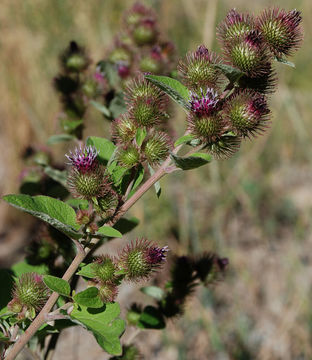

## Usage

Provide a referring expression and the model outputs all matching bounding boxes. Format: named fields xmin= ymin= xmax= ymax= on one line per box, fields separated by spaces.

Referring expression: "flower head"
xmin=92 ymin=255 xmax=117 ymax=283
xmin=189 ymin=88 xmax=219 ymax=117
xmin=257 ymin=8 xmax=303 ymax=57
xmin=60 ymin=41 xmax=90 ymax=73
xmin=224 ymin=90 xmax=270 ymax=137
xmin=118 ymin=238 xmax=168 ymax=281
xmin=142 ymin=131 xmax=172 ymax=165
xmin=65 ymin=145 xmax=99 ymax=174
xmin=178 ymin=45 xmax=224 ymax=91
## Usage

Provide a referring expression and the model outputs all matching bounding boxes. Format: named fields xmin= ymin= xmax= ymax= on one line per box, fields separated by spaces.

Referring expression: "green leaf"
xmin=44 ymin=167 xmax=68 ymax=188
xmin=140 ymin=286 xmax=165 ymax=301
xmin=95 ymin=226 xmax=122 ymax=238
xmin=274 ymin=56 xmax=295 ymax=68
xmin=71 ymin=303 xmax=125 ymax=355
xmin=0 ymin=332 xmax=10 ymax=342
xmin=86 ymin=137 xmax=116 ymax=165
xmin=114 ymin=217 xmax=139 ymax=235
xmin=145 ymin=75 xmax=190 ymax=110
xmin=73 ymin=287 xmax=103 ymax=308
xmin=47 ymin=134 xmax=75 ymax=145
xmin=65 ymin=198 xmax=89 ymax=210
xmin=11 ymin=261 xmax=48 ymax=278
xmin=135 ymin=128 xmax=147 ymax=147
xmin=127 ymin=165 xmax=145 ymax=199
xmin=3 ymin=194 xmax=81 ymax=239
xmin=61 ymin=119 xmax=83 ymax=132
xmin=137 ymin=306 xmax=165 ymax=329
xmin=76 ymin=263 xmax=97 ymax=279
xmin=90 ymin=100 xmax=112 ymax=118
xmin=43 ymin=275 xmax=71 ymax=297
xmin=108 ymin=161 xmax=129 ymax=186
xmin=171 ymin=152 xmax=212 ymax=170
xmin=109 ymin=92 xmax=126 ymax=119
xmin=213 ymin=64 xmax=244 ymax=83
xmin=0 ymin=269 xmax=15 ymax=314
xmin=174 ymin=134 xmax=195 ymax=147
xmin=97 ymin=60 xmax=119 ymax=88
xmin=148 ymin=164 xmax=161 ymax=198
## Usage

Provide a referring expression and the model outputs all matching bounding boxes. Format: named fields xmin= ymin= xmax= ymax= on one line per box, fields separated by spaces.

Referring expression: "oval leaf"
xmin=47 ymin=134 xmax=75 ymax=145
xmin=96 ymin=226 xmax=122 ymax=238
xmin=145 ymin=75 xmax=190 ymax=110
xmin=213 ymin=63 xmax=244 ymax=83
xmin=76 ymin=263 xmax=97 ymax=279
xmin=140 ymin=286 xmax=165 ymax=301
xmin=171 ymin=152 xmax=212 ymax=170
xmin=73 ymin=287 xmax=103 ymax=308
xmin=90 ymin=100 xmax=111 ymax=117
xmin=3 ymin=194 xmax=81 ymax=239
xmin=174 ymin=134 xmax=195 ymax=147
xmin=86 ymin=137 xmax=116 ymax=165
xmin=43 ymin=275 xmax=71 ymax=297
xmin=71 ymin=303 xmax=125 ymax=355
xmin=137 ymin=306 xmax=165 ymax=329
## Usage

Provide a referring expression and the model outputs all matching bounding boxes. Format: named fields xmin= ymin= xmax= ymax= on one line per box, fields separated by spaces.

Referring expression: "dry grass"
xmin=1 ymin=0 xmax=312 ymax=359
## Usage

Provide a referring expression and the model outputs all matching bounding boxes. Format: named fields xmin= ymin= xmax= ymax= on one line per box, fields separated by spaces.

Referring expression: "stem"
xmin=5 ymin=131 xmax=189 ymax=360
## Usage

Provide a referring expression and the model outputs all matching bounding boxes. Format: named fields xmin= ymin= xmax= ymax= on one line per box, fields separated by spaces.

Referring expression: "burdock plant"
xmin=1 ymin=5 xmax=303 ymax=360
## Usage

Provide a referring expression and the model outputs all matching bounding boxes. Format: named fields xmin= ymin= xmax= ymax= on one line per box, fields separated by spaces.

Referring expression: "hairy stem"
xmin=5 ymin=132 xmax=188 ymax=360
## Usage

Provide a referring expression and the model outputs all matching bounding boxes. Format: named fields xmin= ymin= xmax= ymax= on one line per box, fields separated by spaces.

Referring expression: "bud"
xmin=139 ymin=55 xmax=162 ymax=74
xmin=224 ymin=90 xmax=270 ymax=137
xmin=8 ymin=273 xmax=50 ymax=315
xmin=142 ymin=131 xmax=172 ymax=165
xmin=95 ymin=191 xmax=119 ymax=219
xmin=82 ymin=78 xmax=99 ymax=98
xmin=257 ymin=8 xmax=303 ymax=57
xmin=60 ymin=41 xmax=90 ymax=73
xmin=92 ymin=255 xmax=117 ymax=283
xmin=217 ymin=9 xmax=254 ymax=45
xmin=66 ymin=145 xmax=110 ymax=199
xmin=224 ymin=30 xmax=271 ymax=77
xmin=187 ymin=88 xmax=226 ymax=143
xmin=117 ymin=144 xmax=141 ymax=168
xmin=91 ymin=281 xmax=118 ymax=303
xmin=76 ymin=209 xmax=92 ymax=225
xmin=130 ymin=95 xmax=166 ymax=127
xmin=126 ymin=303 xmax=142 ymax=326
xmin=132 ymin=19 xmax=158 ymax=46
xmin=178 ymin=45 xmax=224 ymax=91
xmin=206 ymin=133 xmax=241 ymax=159
xmin=109 ymin=46 xmax=132 ymax=65
xmin=125 ymin=76 xmax=164 ymax=105
xmin=118 ymin=239 xmax=168 ymax=281
xmin=124 ymin=2 xmax=155 ymax=27
xmin=238 ymin=65 xmax=277 ymax=94
xmin=116 ymin=61 xmax=131 ymax=79
xmin=112 ymin=115 xmax=138 ymax=145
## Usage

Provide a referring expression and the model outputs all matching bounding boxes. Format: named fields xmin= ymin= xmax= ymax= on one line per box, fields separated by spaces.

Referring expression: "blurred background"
xmin=0 ymin=0 xmax=311 ymax=359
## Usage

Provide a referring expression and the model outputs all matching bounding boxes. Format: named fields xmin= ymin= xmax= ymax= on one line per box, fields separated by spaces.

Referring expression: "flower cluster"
xmin=88 ymin=239 xmax=168 ymax=303
xmin=107 ymin=2 xmax=177 ymax=80
xmin=178 ymin=8 xmax=302 ymax=158
xmin=113 ymin=76 xmax=173 ymax=168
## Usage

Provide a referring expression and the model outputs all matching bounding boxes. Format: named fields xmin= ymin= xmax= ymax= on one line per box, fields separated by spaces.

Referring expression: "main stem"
xmin=5 ymin=137 xmax=186 ymax=360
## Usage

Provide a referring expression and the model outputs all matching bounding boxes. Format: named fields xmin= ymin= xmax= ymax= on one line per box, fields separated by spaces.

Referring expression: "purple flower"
xmin=147 ymin=245 xmax=169 ymax=264
xmin=190 ymin=88 xmax=219 ymax=117
xmin=65 ymin=145 xmax=99 ymax=174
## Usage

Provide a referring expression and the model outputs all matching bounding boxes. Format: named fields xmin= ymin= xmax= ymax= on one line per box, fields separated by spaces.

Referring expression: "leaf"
xmin=0 ymin=269 xmax=15 ymax=314
xmin=174 ymin=134 xmax=195 ymax=147
xmin=274 ymin=56 xmax=295 ymax=68
xmin=145 ymin=75 xmax=190 ymax=110
xmin=109 ymin=92 xmax=126 ymax=119
xmin=135 ymin=128 xmax=147 ymax=147
xmin=73 ymin=287 xmax=103 ymax=308
xmin=95 ymin=226 xmax=122 ymax=238
xmin=65 ymin=198 xmax=89 ymax=210
xmin=90 ymin=100 xmax=112 ymax=118
xmin=113 ymin=217 xmax=139 ymax=235
xmin=171 ymin=152 xmax=212 ymax=170
xmin=11 ymin=261 xmax=49 ymax=278
xmin=86 ymin=137 xmax=116 ymax=165
xmin=43 ymin=275 xmax=71 ymax=297
xmin=213 ymin=64 xmax=244 ymax=83
xmin=137 ymin=306 xmax=165 ymax=329
xmin=127 ymin=165 xmax=145 ymax=199
xmin=70 ymin=303 xmax=125 ymax=355
xmin=97 ymin=60 xmax=119 ymax=88
xmin=140 ymin=286 xmax=165 ymax=301
xmin=61 ymin=119 xmax=83 ymax=132
xmin=148 ymin=164 xmax=161 ymax=198
xmin=44 ymin=167 xmax=68 ymax=188
xmin=3 ymin=194 xmax=81 ymax=239
xmin=47 ymin=134 xmax=75 ymax=145
xmin=76 ymin=263 xmax=97 ymax=279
